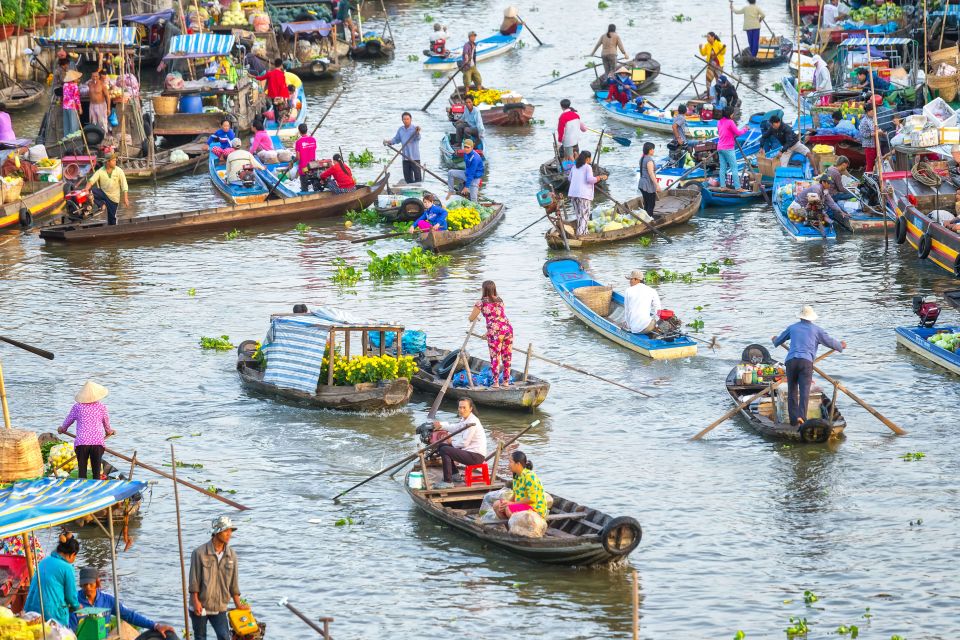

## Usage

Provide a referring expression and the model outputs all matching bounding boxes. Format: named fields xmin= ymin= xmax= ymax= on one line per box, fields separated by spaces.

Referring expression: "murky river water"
xmin=2 ymin=1 xmax=959 ymax=638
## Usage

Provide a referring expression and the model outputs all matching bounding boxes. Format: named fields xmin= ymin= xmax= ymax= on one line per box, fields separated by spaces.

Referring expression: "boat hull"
xmin=772 ymin=167 xmax=837 ymax=241
xmin=0 ymin=80 xmax=46 ymax=111
xmin=419 ymin=203 xmax=504 ymax=252
xmin=895 ymin=326 xmax=960 ymax=376
xmin=594 ymin=91 xmax=719 ymax=138
xmin=209 ymin=152 xmax=269 ymax=205
xmin=0 ymin=181 xmax=65 ymax=230
xmin=891 ymin=190 xmax=960 ymax=277
xmin=423 ymin=26 xmax=521 ymax=71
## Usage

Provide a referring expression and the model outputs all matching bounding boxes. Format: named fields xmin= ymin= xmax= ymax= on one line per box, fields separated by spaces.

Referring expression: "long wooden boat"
xmin=121 ymin=140 xmax=207 ymax=182
xmin=423 ymin=26 xmax=522 ymax=72
xmin=277 ymin=20 xmax=348 ymax=79
xmin=411 ymin=345 xmax=549 ymax=410
xmin=829 ymin=175 xmax=893 ymax=233
xmin=209 ymin=152 xmax=270 ymax=205
xmin=375 ymin=184 xmax=436 ymax=222
xmin=543 ymin=257 xmax=698 ymax=360
xmin=889 ymin=179 xmax=960 ymax=277
xmin=733 ymin=37 xmax=792 ymax=67
xmin=350 ymin=34 xmax=395 ymax=59
xmin=404 ymin=465 xmax=641 ymax=565
xmin=38 ymin=176 xmax=386 ymax=243
xmin=588 ymin=52 xmax=661 ymax=93
xmin=538 ymin=158 xmax=609 ymax=196
xmin=0 ymin=80 xmax=45 ymax=111
xmin=895 ymin=324 xmax=960 ymax=376
xmin=236 ymin=339 xmax=412 ymax=411
xmin=448 ymin=91 xmax=534 ymax=126
xmin=544 ymin=190 xmax=700 ymax=249
xmin=772 ymin=166 xmax=837 ymax=241
xmin=418 ymin=202 xmax=504 ymax=252
xmin=726 ymin=344 xmax=846 ymax=443
xmin=0 ymin=181 xmax=65 ymax=230
xmin=698 ymin=180 xmax=769 ymax=208
xmin=594 ymin=91 xmax=719 ymax=138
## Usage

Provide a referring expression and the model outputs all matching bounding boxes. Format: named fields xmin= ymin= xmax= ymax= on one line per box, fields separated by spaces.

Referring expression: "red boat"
xmin=805 ymin=133 xmax=866 ymax=170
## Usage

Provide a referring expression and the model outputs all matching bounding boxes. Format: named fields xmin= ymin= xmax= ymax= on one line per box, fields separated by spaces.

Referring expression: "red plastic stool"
xmin=464 ymin=463 xmax=490 ymax=487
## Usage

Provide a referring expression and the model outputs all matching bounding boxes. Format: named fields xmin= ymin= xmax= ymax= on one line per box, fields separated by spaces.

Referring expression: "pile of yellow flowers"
xmin=321 ymin=352 xmax=418 ymax=386
xmin=447 ymin=206 xmax=482 ymax=231
xmin=467 ymin=88 xmax=504 ymax=105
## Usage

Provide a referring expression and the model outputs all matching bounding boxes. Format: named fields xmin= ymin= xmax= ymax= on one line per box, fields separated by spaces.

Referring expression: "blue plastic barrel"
xmin=178 ymin=95 xmax=203 ymax=114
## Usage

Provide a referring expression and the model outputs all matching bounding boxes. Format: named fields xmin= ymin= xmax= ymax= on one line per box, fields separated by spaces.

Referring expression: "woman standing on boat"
xmin=730 ymin=0 xmax=765 ymax=58
xmin=638 ymin=142 xmax=660 ymax=215
xmin=567 ymin=150 xmax=607 ymax=235
xmin=23 ymin=531 xmax=80 ymax=627
xmin=699 ymin=32 xmax=727 ymax=85
xmin=717 ymin=107 xmax=749 ymax=191
xmin=59 ymin=380 xmax=115 ymax=478
xmin=589 ymin=24 xmax=628 ymax=80
xmin=494 ymin=451 xmax=548 ymax=520
xmin=61 ymin=69 xmax=83 ymax=137
xmin=469 ymin=280 xmax=515 ymax=388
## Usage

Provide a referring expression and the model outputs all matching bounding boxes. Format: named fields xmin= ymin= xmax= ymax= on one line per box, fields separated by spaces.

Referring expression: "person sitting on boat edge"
xmin=319 ymin=154 xmax=357 ymax=193
xmin=623 ymin=269 xmax=662 ymax=335
xmin=605 ymin=67 xmax=636 ymax=108
xmin=771 ymin=306 xmax=846 ymax=428
xmin=824 ymin=156 xmax=854 ymax=201
xmin=250 ymin=121 xmax=274 ymax=158
xmin=224 ymin=140 xmax=265 ymax=186
xmin=454 ymin=95 xmax=485 ymax=145
xmin=409 ymin=193 xmax=448 ymax=232
xmin=493 ymin=451 xmax=548 ymax=520
xmin=712 ymin=76 xmax=739 ymax=113
xmin=207 ymin=119 xmax=237 ymax=160
xmin=70 ymin=567 xmax=176 ymax=636
xmin=433 ymin=398 xmax=487 ymax=487
xmin=23 ymin=531 xmax=80 ymax=627
xmin=789 ymin=175 xmax=845 ymax=222
xmin=446 ymin=138 xmax=484 ymax=202
xmin=758 ymin=115 xmax=815 ymax=169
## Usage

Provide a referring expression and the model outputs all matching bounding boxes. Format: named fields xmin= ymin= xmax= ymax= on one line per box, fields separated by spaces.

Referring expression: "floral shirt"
xmin=859 ymin=116 xmax=876 ymax=149
xmin=512 ymin=468 xmax=547 ymax=518
xmin=476 ymin=299 xmax=513 ymax=338
xmin=61 ymin=401 xmax=111 ymax=446
xmin=62 ymin=82 xmax=81 ymax=111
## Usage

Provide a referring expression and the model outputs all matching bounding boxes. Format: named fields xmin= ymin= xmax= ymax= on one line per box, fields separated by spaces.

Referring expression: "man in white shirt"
xmin=623 ymin=269 xmax=662 ymax=334
xmin=821 ymin=0 xmax=848 ymax=29
xmin=224 ymin=139 xmax=265 ymax=185
xmin=433 ymin=398 xmax=487 ymax=485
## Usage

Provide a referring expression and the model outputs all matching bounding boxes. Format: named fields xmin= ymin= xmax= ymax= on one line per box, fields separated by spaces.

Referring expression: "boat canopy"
xmin=281 ymin=21 xmax=333 ymax=36
xmin=165 ymin=33 xmax=235 ymax=59
xmin=0 ymin=477 xmax=146 ymax=538
xmin=40 ymin=26 xmax=137 ymax=47
xmin=838 ymin=37 xmax=915 ymax=47
xmin=122 ymin=8 xmax=175 ymax=26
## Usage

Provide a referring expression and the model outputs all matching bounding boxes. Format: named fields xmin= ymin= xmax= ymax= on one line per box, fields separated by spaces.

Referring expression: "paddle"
xmin=0 ymin=336 xmax=54 ymax=360
xmin=734 ymin=137 xmax=771 ymax=204
xmin=385 ymin=144 xmax=496 ymax=205
xmin=350 ymin=230 xmax=406 ymax=243
xmin=512 ymin=210 xmax=552 ymax=238
xmin=585 ymin=127 xmax=632 ymax=147
xmin=694 ymin=56 xmax=785 ymax=108
xmin=661 ymin=62 xmax=709 ymax=111
xmin=518 ymin=17 xmax=544 ymax=46
xmin=594 ymin=184 xmax=672 ymax=244
xmin=421 ymin=67 xmax=461 ymax=112
xmin=532 ymin=63 xmax=597 ymax=89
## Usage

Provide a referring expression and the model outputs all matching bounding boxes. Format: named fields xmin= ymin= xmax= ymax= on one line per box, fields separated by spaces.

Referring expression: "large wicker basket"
xmin=0 ymin=428 xmax=44 ymax=483
xmin=152 ymin=95 xmax=179 ymax=116
xmin=573 ymin=285 xmax=613 ymax=317
xmin=1 ymin=178 xmax=23 ymax=204
xmin=928 ymin=74 xmax=958 ymax=103
xmin=930 ymin=46 xmax=959 ymax=67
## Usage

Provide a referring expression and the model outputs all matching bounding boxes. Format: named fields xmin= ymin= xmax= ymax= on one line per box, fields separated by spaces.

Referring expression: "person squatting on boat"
xmin=624 ymin=269 xmax=662 ymax=334
xmin=433 ymin=398 xmax=487 ymax=486
xmin=319 ymin=154 xmax=357 ymax=193
xmin=409 ymin=193 xmax=448 ymax=232
xmin=759 ymin=115 xmax=815 ymax=169
xmin=789 ymin=174 xmax=845 ymax=223
xmin=446 ymin=138 xmax=485 ymax=202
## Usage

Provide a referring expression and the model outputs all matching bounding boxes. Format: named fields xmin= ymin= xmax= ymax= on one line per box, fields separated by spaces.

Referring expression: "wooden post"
xmin=814 ymin=0 xmax=825 ymax=51
xmin=107 ymin=506 xmax=123 ymax=636
xmin=379 ymin=331 xmax=385 ymax=356
xmin=522 ymin=342 xmax=532 ymax=382
xmin=795 ymin=1 xmax=802 ymax=125
xmin=828 ymin=382 xmax=839 ymax=425
xmin=127 ymin=451 xmax=137 ymax=480
xmin=397 ymin=329 xmax=403 ymax=358
xmin=21 ymin=534 xmax=34 ymax=578
xmin=0 ymin=358 xmax=11 ymax=429
xmin=632 ymin=570 xmax=639 ymax=639
xmin=344 ymin=330 xmax=350 ymax=360
xmin=418 ymin=450 xmax=432 ymax=490
xmin=362 ymin=330 xmax=368 ymax=355
xmin=327 ymin=330 xmax=335 ymax=386
xmin=461 ymin=351 xmax=476 ymax=390
xmin=864 ymin=31 xmax=886 ymax=211
xmin=491 ymin=441 xmax=503 ymax=475
xmin=170 ymin=445 xmax=192 ymax=640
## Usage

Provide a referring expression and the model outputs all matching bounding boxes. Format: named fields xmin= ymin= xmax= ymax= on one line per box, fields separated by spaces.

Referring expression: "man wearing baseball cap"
xmin=188 ymin=516 xmax=248 ymax=640
xmin=70 ymin=566 xmax=175 ymax=636
xmin=623 ymin=269 xmax=661 ymax=334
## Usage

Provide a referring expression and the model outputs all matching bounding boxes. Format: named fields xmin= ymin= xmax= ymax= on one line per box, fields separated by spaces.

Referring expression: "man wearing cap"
xmin=789 ymin=174 xmax=845 ymax=224
xmin=461 ymin=31 xmax=484 ymax=91
xmin=446 ymin=138 xmax=484 ymax=202
xmin=224 ymin=139 xmax=265 ymax=186
xmin=189 ymin=516 xmax=248 ymax=640
xmin=70 ymin=567 xmax=175 ymax=636
xmin=85 ymin=154 xmax=129 ymax=226
xmin=772 ymin=307 xmax=846 ymax=427
xmin=623 ymin=270 xmax=662 ymax=335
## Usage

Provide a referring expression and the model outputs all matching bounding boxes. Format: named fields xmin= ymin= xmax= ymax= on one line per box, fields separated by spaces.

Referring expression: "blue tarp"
xmin=0 ymin=478 xmax=146 ymax=538
xmin=262 ymin=314 xmax=331 ymax=393
xmin=43 ymin=27 xmax=137 ymax=46
xmin=839 ymin=37 xmax=915 ymax=47
xmin=123 ymin=9 xmax=175 ymax=26
xmin=165 ymin=33 xmax=235 ymax=58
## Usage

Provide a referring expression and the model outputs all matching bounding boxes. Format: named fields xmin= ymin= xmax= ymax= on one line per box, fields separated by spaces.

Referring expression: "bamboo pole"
xmin=864 ymin=31 xmax=887 ymax=249
xmin=795 ymin=0 xmax=802 ymax=123
xmin=106 ymin=506 xmax=123 ymax=636
xmin=0 ymin=359 xmax=11 ymax=429
xmin=632 ymin=570 xmax=639 ymax=640
xmin=814 ymin=0 xmax=825 ymax=51
xmin=171 ymin=445 xmax=192 ymax=640
xmin=116 ymin=0 xmax=127 ymax=157
xmin=923 ymin=0 xmax=928 ymax=80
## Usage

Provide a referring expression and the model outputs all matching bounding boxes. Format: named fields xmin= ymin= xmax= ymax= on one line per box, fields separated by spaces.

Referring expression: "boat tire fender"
xmin=741 ymin=344 xmax=772 ymax=365
xmin=134 ymin=629 xmax=181 ymax=640
xmin=83 ymin=123 xmax=105 ymax=147
xmin=894 ymin=215 xmax=907 ymax=244
xmin=18 ymin=208 xmax=32 ymax=228
xmin=435 ymin=349 xmax=461 ymax=377
xmin=502 ymin=102 xmax=526 ymax=111
xmin=542 ymin=256 xmax=585 ymax=278
xmin=237 ymin=339 xmax=258 ymax=358
xmin=799 ymin=419 xmax=832 ymax=444
xmin=601 ymin=516 xmax=642 ymax=556
xmin=954 ymin=253 xmax=960 ymax=278
xmin=311 ymin=60 xmax=328 ymax=76
xmin=917 ymin=232 xmax=932 ymax=259
xmin=401 ymin=197 xmax=424 ymax=218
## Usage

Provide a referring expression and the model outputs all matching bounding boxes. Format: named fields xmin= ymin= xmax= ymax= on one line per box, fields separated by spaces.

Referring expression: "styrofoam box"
xmin=923 ymin=97 xmax=958 ymax=128
xmin=940 ymin=127 xmax=960 ymax=145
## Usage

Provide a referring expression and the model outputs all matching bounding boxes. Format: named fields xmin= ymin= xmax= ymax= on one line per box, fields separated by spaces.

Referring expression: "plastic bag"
xmin=508 ymin=510 xmax=547 ymax=538
xmin=46 ymin=620 xmax=77 ymax=640
xmin=48 ymin=442 xmax=76 ymax=476
xmin=477 ymin=488 xmax=511 ymax=523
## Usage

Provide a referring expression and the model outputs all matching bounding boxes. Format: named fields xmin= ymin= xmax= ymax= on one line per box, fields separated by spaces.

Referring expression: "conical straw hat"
xmin=75 ymin=381 xmax=108 ymax=403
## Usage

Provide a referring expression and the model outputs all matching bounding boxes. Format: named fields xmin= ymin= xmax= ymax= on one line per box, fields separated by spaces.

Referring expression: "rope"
xmin=912 ymin=158 xmax=943 ymax=188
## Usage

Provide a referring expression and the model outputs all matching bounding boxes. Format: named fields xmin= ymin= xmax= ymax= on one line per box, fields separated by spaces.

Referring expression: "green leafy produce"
xmin=334 ymin=517 xmax=355 ymax=526
xmin=348 ymin=149 xmax=376 ymax=167
xmin=223 ymin=229 xmax=243 ymax=240
xmin=39 ymin=440 xmax=58 ymax=464
xmin=366 ymin=247 xmax=450 ymax=280
xmin=187 ymin=288 xmax=197 ymax=296
xmin=344 ymin=207 xmax=383 ymax=226
xmin=199 ymin=335 xmax=234 ymax=351
xmin=332 ymin=258 xmax=362 ymax=286
xmin=803 ymin=590 xmax=819 ymax=605
xmin=407 ymin=54 xmax=419 ymax=61
xmin=295 ymin=222 xmax=310 ymax=234
xmin=900 ymin=451 xmax=925 ymax=461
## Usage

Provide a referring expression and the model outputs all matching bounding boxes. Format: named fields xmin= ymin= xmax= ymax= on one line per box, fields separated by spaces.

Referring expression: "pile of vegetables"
xmin=265 ymin=3 xmax=332 ymax=25
xmin=586 ymin=203 xmax=646 ymax=233
xmin=445 ymin=197 xmax=492 ymax=231
xmin=849 ymin=5 xmax=876 ymax=22
xmin=366 ymin=247 xmax=450 ymax=279
xmin=200 ymin=335 xmax=234 ymax=351
xmin=47 ymin=443 xmax=76 ymax=475
xmin=928 ymin=332 xmax=960 ymax=352
xmin=219 ymin=1 xmax=247 ymax=26
xmin=320 ymin=352 xmax=418 ymax=386
xmin=876 ymin=2 xmax=903 ymax=22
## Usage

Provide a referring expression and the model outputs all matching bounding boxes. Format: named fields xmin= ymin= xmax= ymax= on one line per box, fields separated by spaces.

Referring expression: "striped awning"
xmin=0 ymin=478 xmax=146 ymax=539
xmin=839 ymin=37 xmax=914 ymax=47
xmin=44 ymin=27 xmax=137 ymax=46
xmin=165 ymin=33 xmax=235 ymax=59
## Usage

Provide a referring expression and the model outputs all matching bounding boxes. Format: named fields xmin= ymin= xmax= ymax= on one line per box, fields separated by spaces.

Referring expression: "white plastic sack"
xmin=276 ymin=149 xmax=293 ymax=163
xmin=46 ymin=620 xmax=77 ymax=640
xmin=477 ymin=488 xmax=511 ymax=523
xmin=508 ymin=509 xmax=547 ymax=537
xmin=169 ymin=149 xmax=189 ymax=163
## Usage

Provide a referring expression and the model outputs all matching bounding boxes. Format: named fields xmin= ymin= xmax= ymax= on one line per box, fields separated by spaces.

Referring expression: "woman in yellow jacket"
xmin=699 ymin=31 xmax=727 ymax=84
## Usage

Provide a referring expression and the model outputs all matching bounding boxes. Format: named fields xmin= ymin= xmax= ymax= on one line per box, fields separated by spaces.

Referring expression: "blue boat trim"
xmin=423 ymin=26 xmax=522 ymax=70
xmin=895 ymin=325 xmax=960 ymax=376
xmin=208 ymin=151 xmax=269 ymax=205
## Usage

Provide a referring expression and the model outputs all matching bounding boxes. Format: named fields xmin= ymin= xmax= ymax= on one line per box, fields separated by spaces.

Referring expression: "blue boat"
xmin=253 ymin=136 xmax=302 ymax=199
xmin=543 ymin=258 xmax=698 ymax=360
xmin=594 ymin=91 xmax=719 ymax=138
xmin=698 ymin=182 xmax=770 ymax=208
xmin=771 ymin=166 xmax=837 ymax=241
xmin=440 ymin=133 xmax=486 ymax=169
xmin=423 ymin=26 xmax=522 ymax=72
xmin=208 ymin=151 xmax=269 ymax=205
xmin=895 ymin=325 xmax=960 ymax=376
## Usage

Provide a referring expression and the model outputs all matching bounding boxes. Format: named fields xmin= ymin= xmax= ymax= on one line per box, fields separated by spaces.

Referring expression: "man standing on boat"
xmin=557 ymin=99 xmax=587 ymax=160
xmin=821 ymin=0 xmax=849 ymax=29
xmin=771 ymin=306 xmax=846 ymax=428
xmin=623 ymin=270 xmax=661 ymax=335
xmin=255 ymin=59 xmax=291 ymax=128
xmin=86 ymin=71 xmax=111 ymax=134
xmin=460 ymin=31 xmax=484 ymax=91
xmin=189 ymin=516 xmax=249 ymax=640
xmin=85 ymin=154 xmax=129 ymax=226
xmin=384 ymin=112 xmax=422 ymax=184
xmin=433 ymin=398 xmax=487 ymax=487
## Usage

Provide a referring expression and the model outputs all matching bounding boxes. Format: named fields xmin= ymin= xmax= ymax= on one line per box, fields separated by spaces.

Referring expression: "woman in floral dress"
xmin=62 ymin=69 xmax=83 ymax=137
xmin=469 ymin=280 xmax=514 ymax=387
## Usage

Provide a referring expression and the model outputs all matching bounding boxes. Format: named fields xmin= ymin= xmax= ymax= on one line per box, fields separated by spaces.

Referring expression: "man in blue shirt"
xmin=818 ymin=110 xmax=860 ymax=138
xmin=70 ymin=567 xmax=175 ymax=636
xmin=383 ymin=112 xmax=422 ymax=184
xmin=409 ymin=193 xmax=448 ymax=232
xmin=446 ymin=138 xmax=484 ymax=202
xmin=454 ymin=96 xmax=485 ymax=146
xmin=771 ymin=306 xmax=846 ymax=427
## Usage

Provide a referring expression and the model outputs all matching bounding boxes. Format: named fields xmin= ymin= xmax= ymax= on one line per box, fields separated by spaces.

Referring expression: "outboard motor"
xmin=912 ymin=295 xmax=941 ymax=328
xmin=238 ymin=163 xmax=256 ymax=188
xmin=859 ymin=172 xmax=883 ymax=209
xmin=652 ymin=309 xmax=683 ymax=338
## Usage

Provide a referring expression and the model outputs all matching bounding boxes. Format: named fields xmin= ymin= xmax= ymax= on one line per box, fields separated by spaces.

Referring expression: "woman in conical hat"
xmin=58 ymin=381 xmax=115 ymax=479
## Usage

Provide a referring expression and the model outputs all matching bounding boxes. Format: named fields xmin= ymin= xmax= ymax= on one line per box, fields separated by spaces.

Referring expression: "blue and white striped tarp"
xmin=0 ymin=478 xmax=146 ymax=539
xmin=839 ymin=37 xmax=914 ymax=47
xmin=166 ymin=33 xmax=235 ymax=58
xmin=44 ymin=27 xmax=137 ymax=46
xmin=262 ymin=315 xmax=333 ymax=393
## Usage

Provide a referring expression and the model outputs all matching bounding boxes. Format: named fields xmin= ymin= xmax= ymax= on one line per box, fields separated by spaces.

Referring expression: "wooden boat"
xmin=544 ymin=189 xmax=700 ymax=249
xmin=771 ymin=166 xmax=837 ymax=241
xmin=278 ymin=20 xmax=348 ymax=79
xmin=121 ymin=140 xmax=207 ymax=182
xmin=588 ymin=52 xmax=661 ymax=93
xmin=805 ymin=133 xmax=866 ymax=170
xmin=350 ymin=33 xmax=395 ymax=59
xmin=448 ymin=90 xmax=535 ymax=126
xmin=829 ymin=175 xmax=893 ymax=233
xmin=418 ymin=202 xmax=504 ymax=252
xmin=895 ymin=324 xmax=960 ymax=376
xmin=538 ymin=158 xmax=609 ymax=196
xmin=726 ymin=343 xmax=846 ymax=443
xmin=270 ymin=83 xmax=308 ymax=141
xmin=209 ymin=152 xmax=269 ymax=205
xmin=440 ymin=133 xmax=486 ymax=169
xmin=733 ymin=37 xmax=792 ymax=67
xmin=0 ymin=181 xmax=65 ymax=229
xmin=423 ymin=26 xmax=522 ymax=72
xmin=543 ymin=257 xmax=698 ymax=360
xmin=0 ymin=80 xmax=45 ymax=111
xmin=889 ymin=178 xmax=960 ymax=277
xmin=595 ymin=91 xmax=719 ymax=139
xmin=411 ymin=345 xmax=549 ymax=410
xmin=698 ymin=179 xmax=769 ymax=208
xmin=404 ymin=465 xmax=642 ymax=565
xmin=39 ymin=176 xmax=386 ymax=243
xmin=237 ymin=339 xmax=412 ymax=411
xmin=375 ymin=184 xmax=436 ymax=222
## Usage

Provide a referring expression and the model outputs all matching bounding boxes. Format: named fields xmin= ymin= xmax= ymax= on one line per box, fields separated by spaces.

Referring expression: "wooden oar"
xmin=661 ymin=62 xmax=709 ymax=110
xmin=733 ymin=137 xmax=771 ymax=204
xmin=385 ymin=144 xmax=496 ymax=205
xmin=810 ymin=365 xmax=906 ymax=435
xmin=511 ymin=210 xmax=552 ymax=238
xmin=0 ymin=336 xmax=54 ymax=360
xmin=421 ymin=67 xmax=461 ymax=112
xmin=694 ymin=56 xmax=785 ymax=108
xmin=533 ymin=63 xmax=596 ymax=89
xmin=518 ymin=17 xmax=544 ymax=45
xmin=594 ymin=183 xmax=672 ymax=244
xmin=484 ymin=419 xmax=540 ymax=462
xmin=350 ymin=230 xmax=407 ymax=243
xmin=585 ymin=127 xmax=632 ymax=147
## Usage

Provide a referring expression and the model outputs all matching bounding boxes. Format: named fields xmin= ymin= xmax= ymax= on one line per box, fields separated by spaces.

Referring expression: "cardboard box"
xmin=757 ymin=153 xmax=778 ymax=178
xmin=941 ymin=127 xmax=960 ymax=145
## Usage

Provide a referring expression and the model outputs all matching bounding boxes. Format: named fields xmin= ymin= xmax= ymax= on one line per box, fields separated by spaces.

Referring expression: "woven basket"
xmin=928 ymin=74 xmax=959 ymax=103
xmin=930 ymin=46 xmax=959 ymax=67
xmin=1 ymin=179 xmax=23 ymax=204
xmin=0 ymin=428 xmax=44 ymax=483
xmin=573 ymin=285 xmax=613 ymax=317
xmin=152 ymin=95 xmax=179 ymax=116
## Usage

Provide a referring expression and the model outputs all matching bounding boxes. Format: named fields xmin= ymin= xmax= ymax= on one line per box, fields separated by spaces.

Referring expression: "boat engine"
xmin=859 ymin=172 xmax=883 ymax=209
xmin=912 ymin=295 xmax=941 ymax=328
xmin=238 ymin=164 xmax=256 ymax=188
xmin=804 ymin=193 xmax=827 ymax=227
xmin=652 ymin=309 xmax=683 ymax=338
xmin=64 ymin=189 xmax=99 ymax=222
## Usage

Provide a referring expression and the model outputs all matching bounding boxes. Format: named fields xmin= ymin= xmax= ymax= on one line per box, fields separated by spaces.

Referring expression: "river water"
xmin=2 ymin=1 xmax=958 ymax=638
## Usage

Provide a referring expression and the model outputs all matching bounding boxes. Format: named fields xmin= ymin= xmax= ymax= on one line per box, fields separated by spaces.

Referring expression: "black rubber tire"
xmin=134 ymin=630 xmax=180 ymax=640
xmin=799 ymin=419 xmax=832 ymax=443
xmin=18 ymin=208 xmax=32 ymax=228
xmin=503 ymin=102 xmax=526 ymax=111
xmin=434 ymin=349 xmax=460 ymax=377
xmin=601 ymin=516 xmax=642 ymax=556
xmin=82 ymin=123 xmax=105 ymax=147
xmin=954 ymin=253 xmax=960 ymax=278
xmin=311 ymin=60 xmax=328 ymax=76
xmin=635 ymin=51 xmax=652 ymax=62
xmin=894 ymin=215 xmax=907 ymax=244
xmin=918 ymin=232 xmax=932 ymax=259
xmin=741 ymin=343 xmax=772 ymax=364
xmin=542 ymin=256 xmax=584 ymax=278
xmin=400 ymin=197 xmax=424 ymax=218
